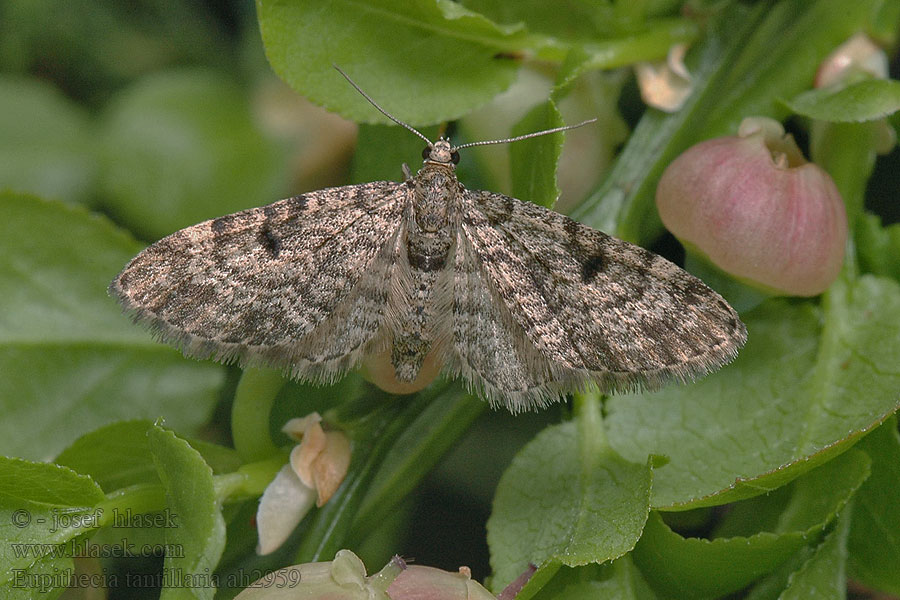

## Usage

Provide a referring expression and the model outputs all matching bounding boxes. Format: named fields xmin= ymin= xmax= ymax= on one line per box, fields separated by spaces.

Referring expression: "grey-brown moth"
xmin=110 ymin=69 xmax=747 ymax=412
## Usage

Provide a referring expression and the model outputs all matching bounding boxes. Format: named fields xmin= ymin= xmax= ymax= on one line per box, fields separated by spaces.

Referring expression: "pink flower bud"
xmin=655 ymin=117 xmax=848 ymax=297
xmin=387 ymin=565 xmax=495 ymax=600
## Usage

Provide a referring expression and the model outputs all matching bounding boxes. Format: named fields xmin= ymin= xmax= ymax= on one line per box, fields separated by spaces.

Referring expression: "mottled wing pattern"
xmin=110 ymin=181 xmax=409 ymax=381
xmin=457 ymin=190 xmax=747 ymax=409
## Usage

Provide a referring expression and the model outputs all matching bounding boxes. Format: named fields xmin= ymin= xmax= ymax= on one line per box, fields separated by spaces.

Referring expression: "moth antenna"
xmin=333 ymin=65 xmax=433 ymax=147
xmin=454 ymin=118 xmax=598 ymax=150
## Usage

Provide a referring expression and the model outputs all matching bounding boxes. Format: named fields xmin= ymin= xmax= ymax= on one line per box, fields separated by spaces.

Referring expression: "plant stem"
xmin=94 ymin=456 xmax=286 ymax=527
xmin=231 ymin=367 xmax=286 ymax=462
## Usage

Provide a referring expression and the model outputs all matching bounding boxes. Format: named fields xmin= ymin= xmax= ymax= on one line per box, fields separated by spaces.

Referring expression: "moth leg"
xmin=402 ymin=163 xmax=413 ymax=181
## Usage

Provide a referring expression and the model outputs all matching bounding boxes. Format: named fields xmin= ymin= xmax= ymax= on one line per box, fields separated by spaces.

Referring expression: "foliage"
xmin=1 ymin=0 xmax=899 ymax=598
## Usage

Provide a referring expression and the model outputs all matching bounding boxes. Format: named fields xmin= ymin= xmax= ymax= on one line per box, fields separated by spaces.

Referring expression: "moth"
xmin=111 ymin=68 xmax=747 ymax=412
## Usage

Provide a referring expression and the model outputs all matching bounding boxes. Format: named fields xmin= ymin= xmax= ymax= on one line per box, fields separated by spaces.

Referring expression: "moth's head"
xmin=422 ymin=139 xmax=460 ymax=167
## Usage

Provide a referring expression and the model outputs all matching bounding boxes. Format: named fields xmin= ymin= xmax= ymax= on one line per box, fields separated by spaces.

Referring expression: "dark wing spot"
xmin=211 ymin=214 xmax=238 ymax=234
xmin=485 ymin=196 xmax=515 ymax=226
xmin=487 ymin=211 xmax=509 ymax=226
xmin=354 ymin=188 xmax=370 ymax=209
xmin=259 ymin=226 xmax=281 ymax=258
xmin=275 ymin=195 xmax=308 ymax=222
xmin=563 ymin=218 xmax=580 ymax=245
xmin=680 ymin=279 xmax=709 ymax=306
xmin=581 ymin=253 xmax=605 ymax=283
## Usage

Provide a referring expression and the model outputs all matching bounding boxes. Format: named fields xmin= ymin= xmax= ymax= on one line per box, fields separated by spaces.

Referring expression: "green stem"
xmin=215 ymin=456 xmax=287 ymax=499
xmin=579 ymin=18 xmax=698 ymax=70
xmin=294 ymin=386 xmax=455 ymax=563
xmin=94 ymin=456 xmax=286 ymax=528
xmin=574 ymin=389 xmax=607 ymax=452
xmin=96 ymin=484 xmax=168 ymax=526
xmin=614 ymin=0 xmax=648 ymax=24
xmin=231 ymin=367 xmax=286 ymax=462
xmin=352 ymin=386 xmax=485 ymax=536
xmin=811 ymin=120 xmax=880 ymax=284
xmin=516 ymin=17 xmax=697 ymax=64
xmin=368 ymin=556 xmax=406 ymax=595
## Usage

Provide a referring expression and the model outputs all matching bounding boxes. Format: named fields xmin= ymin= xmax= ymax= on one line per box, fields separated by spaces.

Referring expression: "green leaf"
xmin=0 ymin=457 xmax=104 ymax=584
xmin=230 ymin=368 xmax=285 ymax=463
xmin=188 ymin=439 xmax=243 ymax=476
xmin=785 ymin=79 xmax=900 ymax=122
xmin=256 ymin=0 xmax=532 ymax=126
xmin=149 ymin=424 xmax=225 ymax=600
xmin=535 ymin=559 xmax=659 ymax=600
xmin=0 ymin=193 xmax=224 ymax=460
xmin=460 ymin=0 xmax=622 ymax=40
xmin=848 ymin=415 xmax=900 ymax=595
xmin=744 ymin=547 xmax=815 ymax=600
xmin=632 ymin=448 xmax=870 ymax=599
xmin=636 ymin=512 xmax=803 ymax=600
xmin=711 ymin=487 xmax=792 ymax=540
xmin=856 ymin=213 xmax=900 ymax=281
xmin=505 ymin=47 xmax=601 ymax=211
xmin=488 ymin=397 xmax=653 ymax=590
xmin=55 ymin=420 xmax=159 ymax=491
xmin=0 ymin=76 xmax=97 ymax=205
xmin=462 ymin=1 xmax=699 ymax=68
xmin=509 ymin=100 xmax=565 ymax=208
xmin=99 ymin=68 xmax=288 ymax=240
xmin=774 ymin=449 xmax=869 ymax=532
xmin=606 ymin=275 xmax=900 ymax=509
xmin=55 ymin=420 xmax=243 ymax=493
xmin=779 ymin=506 xmax=853 ymax=600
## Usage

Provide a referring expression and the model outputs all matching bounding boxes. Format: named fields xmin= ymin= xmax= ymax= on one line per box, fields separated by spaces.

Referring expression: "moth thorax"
xmin=414 ymin=171 xmax=457 ymax=233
